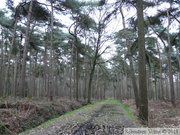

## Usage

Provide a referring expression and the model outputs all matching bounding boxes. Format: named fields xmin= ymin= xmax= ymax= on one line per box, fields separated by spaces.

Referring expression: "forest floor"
xmin=122 ymin=99 xmax=180 ymax=128
xmin=19 ymin=99 xmax=142 ymax=135
xmin=1 ymin=98 xmax=179 ymax=135
xmin=0 ymin=97 xmax=85 ymax=135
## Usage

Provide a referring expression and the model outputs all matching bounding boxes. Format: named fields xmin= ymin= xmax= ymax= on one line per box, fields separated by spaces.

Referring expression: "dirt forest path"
xmin=20 ymin=99 xmax=142 ymax=135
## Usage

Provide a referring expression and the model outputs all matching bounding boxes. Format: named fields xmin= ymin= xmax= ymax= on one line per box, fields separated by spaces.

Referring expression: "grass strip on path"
xmin=105 ymin=99 xmax=137 ymax=120
xmin=19 ymin=99 xmax=137 ymax=134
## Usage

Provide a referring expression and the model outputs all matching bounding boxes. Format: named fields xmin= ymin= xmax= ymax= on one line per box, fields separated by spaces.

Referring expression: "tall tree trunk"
xmin=43 ymin=41 xmax=48 ymax=97
xmin=34 ymin=52 xmax=38 ymax=96
xmin=167 ymin=11 xmax=176 ymax=107
xmin=29 ymin=49 xmax=33 ymax=97
xmin=150 ymin=16 xmax=176 ymax=105
xmin=87 ymin=60 xmax=96 ymax=103
xmin=117 ymin=73 xmax=122 ymax=100
xmin=137 ymin=0 xmax=148 ymax=122
xmin=0 ymin=28 xmax=5 ymax=96
xmin=121 ymin=75 xmax=124 ymax=99
xmin=19 ymin=0 xmax=34 ymax=97
xmin=120 ymin=2 xmax=139 ymax=107
xmin=103 ymin=85 xmax=106 ymax=99
xmin=69 ymin=22 xmax=80 ymax=100
xmin=13 ymin=56 xmax=18 ymax=96
xmin=87 ymin=43 xmax=100 ymax=103
xmin=176 ymin=50 xmax=180 ymax=99
xmin=75 ymin=48 xmax=79 ymax=101
xmin=156 ymin=42 xmax=165 ymax=100
xmin=177 ymin=74 xmax=179 ymax=99
xmin=49 ymin=0 xmax=54 ymax=101
xmin=4 ymin=16 xmax=18 ymax=96
xmin=87 ymin=25 xmax=102 ymax=103
xmin=83 ymin=35 xmax=89 ymax=100
xmin=83 ymin=70 xmax=88 ymax=100
xmin=95 ymin=65 xmax=99 ymax=99
xmin=69 ymin=44 xmax=74 ymax=99
xmin=69 ymin=66 xmax=72 ymax=99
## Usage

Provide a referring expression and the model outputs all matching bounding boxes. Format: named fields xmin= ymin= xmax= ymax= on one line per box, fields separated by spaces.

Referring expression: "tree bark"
xmin=119 ymin=2 xmax=140 ymax=108
xmin=43 ymin=41 xmax=48 ymax=97
xmin=167 ymin=11 xmax=176 ymax=106
xmin=87 ymin=59 xmax=96 ymax=103
xmin=13 ymin=56 xmax=18 ymax=96
xmin=4 ymin=16 xmax=18 ymax=96
xmin=177 ymin=74 xmax=179 ymax=99
xmin=19 ymin=0 xmax=34 ymax=97
xmin=75 ymin=48 xmax=79 ymax=101
xmin=87 ymin=23 xmax=102 ymax=103
xmin=69 ymin=44 xmax=74 ymax=99
xmin=137 ymin=0 xmax=148 ymax=122
xmin=0 ymin=27 xmax=5 ymax=96
xmin=156 ymin=42 xmax=165 ymax=100
xmin=49 ymin=0 xmax=54 ymax=101
xmin=129 ymin=54 xmax=139 ymax=99
xmin=117 ymin=73 xmax=122 ymax=100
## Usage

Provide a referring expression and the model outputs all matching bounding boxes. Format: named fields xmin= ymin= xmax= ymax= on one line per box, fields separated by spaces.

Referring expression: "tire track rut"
xmin=20 ymin=100 xmax=141 ymax=135
xmin=73 ymin=104 xmax=103 ymax=135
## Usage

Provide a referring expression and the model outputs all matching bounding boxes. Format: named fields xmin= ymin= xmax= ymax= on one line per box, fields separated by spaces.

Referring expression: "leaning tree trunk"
xmin=167 ymin=11 xmax=176 ymax=107
xmin=137 ymin=0 xmax=148 ymax=122
xmin=120 ymin=2 xmax=140 ymax=108
xmin=150 ymin=23 xmax=176 ymax=104
xmin=87 ymin=32 xmax=101 ymax=103
xmin=87 ymin=23 xmax=102 ymax=103
xmin=19 ymin=0 xmax=34 ymax=97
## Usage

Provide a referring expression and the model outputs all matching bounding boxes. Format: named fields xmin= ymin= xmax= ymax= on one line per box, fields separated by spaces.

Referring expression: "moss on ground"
xmin=110 ymin=99 xmax=137 ymax=120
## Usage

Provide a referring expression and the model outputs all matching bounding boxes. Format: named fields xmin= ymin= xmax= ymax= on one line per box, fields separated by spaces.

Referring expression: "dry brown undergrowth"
xmin=122 ymin=99 xmax=180 ymax=128
xmin=0 ymin=97 xmax=83 ymax=135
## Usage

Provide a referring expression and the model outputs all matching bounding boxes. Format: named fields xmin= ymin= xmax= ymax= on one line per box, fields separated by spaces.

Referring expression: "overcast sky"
xmin=0 ymin=0 xmax=179 ymax=61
